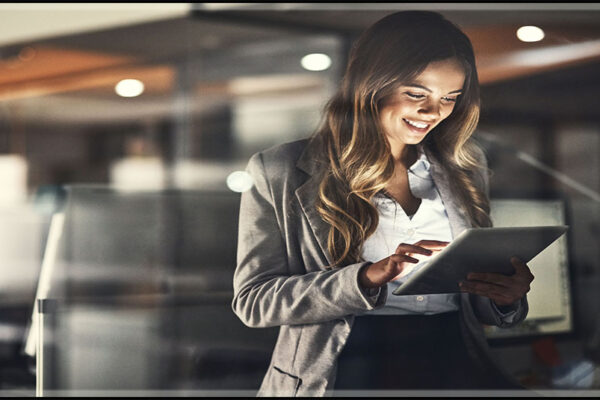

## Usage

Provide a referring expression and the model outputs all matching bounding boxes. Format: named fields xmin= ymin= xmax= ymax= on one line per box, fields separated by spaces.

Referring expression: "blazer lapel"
xmin=295 ymin=136 xmax=335 ymax=266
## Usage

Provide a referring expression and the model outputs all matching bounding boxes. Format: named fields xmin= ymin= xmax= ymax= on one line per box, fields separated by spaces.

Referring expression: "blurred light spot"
xmin=301 ymin=53 xmax=331 ymax=71
xmin=110 ymin=157 xmax=165 ymax=190
xmin=228 ymin=74 xmax=323 ymax=96
xmin=0 ymin=155 xmax=27 ymax=206
xmin=115 ymin=79 xmax=144 ymax=97
xmin=226 ymin=171 xmax=253 ymax=192
xmin=517 ymin=26 xmax=545 ymax=42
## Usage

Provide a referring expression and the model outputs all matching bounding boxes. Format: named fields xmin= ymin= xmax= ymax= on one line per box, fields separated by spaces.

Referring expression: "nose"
xmin=418 ymin=98 xmax=441 ymax=119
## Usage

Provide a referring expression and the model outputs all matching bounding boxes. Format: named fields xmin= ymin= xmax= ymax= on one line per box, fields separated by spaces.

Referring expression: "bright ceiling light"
xmin=226 ymin=171 xmax=254 ymax=193
xmin=115 ymin=79 xmax=145 ymax=97
xmin=516 ymin=26 xmax=545 ymax=42
xmin=301 ymin=53 xmax=332 ymax=71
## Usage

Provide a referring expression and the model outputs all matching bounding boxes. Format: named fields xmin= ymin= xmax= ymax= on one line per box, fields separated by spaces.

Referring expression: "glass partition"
xmin=0 ymin=10 xmax=345 ymax=395
xmin=0 ymin=4 xmax=599 ymax=396
xmin=34 ymin=185 xmax=278 ymax=395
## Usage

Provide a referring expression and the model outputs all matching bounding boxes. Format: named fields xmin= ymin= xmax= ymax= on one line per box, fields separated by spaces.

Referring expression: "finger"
xmin=510 ymin=256 xmax=529 ymax=272
xmin=412 ymin=240 xmax=450 ymax=250
xmin=394 ymin=243 xmax=433 ymax=257
xmin=465 ymin=275 xmax=532 ymax=296
xmin=389 ymin=254 xmax=419 ymax=264
xmin=492 ymin=297 xmax=520 ymax=307
xmin=466 ymin=272 xmax=513 ymax=288
xmin=460 ymin=280 xmax=515 ymax=295
xmin=461 ymin=280 xmax=528 ymax=301
xmin=510 ymin=257 xmax=535 ymax=281
xmin=487 ymin=290 xmax=519 ymax=305
xmin=459 ymin=282 xmax=516 ymax=302
xmin=414 ymin=240 xmax=450 ymax=246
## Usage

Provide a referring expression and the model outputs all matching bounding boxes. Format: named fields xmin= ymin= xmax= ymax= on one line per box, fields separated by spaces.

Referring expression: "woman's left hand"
xmin=459 ymin=257 xmax=535 ymax=307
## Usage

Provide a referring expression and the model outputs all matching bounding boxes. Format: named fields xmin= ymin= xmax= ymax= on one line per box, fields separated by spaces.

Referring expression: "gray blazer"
xmin=232 ymin=136 xmax=528 ymax=396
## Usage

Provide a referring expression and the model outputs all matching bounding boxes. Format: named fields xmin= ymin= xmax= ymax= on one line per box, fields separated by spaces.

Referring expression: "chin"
xmin=403 ymin=132 xmax=430 ymax=144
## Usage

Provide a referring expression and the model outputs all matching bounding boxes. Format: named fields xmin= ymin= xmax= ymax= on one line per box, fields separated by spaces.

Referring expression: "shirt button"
xmin=406 ymin=228 xmax=415 ymax=237
xmin=416 ymin=295 xmax=424 ymax=302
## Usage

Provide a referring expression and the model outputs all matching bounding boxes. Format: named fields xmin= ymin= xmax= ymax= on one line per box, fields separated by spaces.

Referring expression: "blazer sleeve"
xmin=468 ymin=143 xmax=529 ymax=327
xmin=231 ymin=152 xmax=386 ymax=328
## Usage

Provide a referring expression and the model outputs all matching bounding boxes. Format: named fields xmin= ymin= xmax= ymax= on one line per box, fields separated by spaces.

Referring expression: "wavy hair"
xmin=315 ymin=11 xmax=492 ymax=267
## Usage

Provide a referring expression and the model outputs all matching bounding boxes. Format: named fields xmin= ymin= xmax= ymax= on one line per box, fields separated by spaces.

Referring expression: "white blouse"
xmin=361 ymin=151 xmax=460 ymax=315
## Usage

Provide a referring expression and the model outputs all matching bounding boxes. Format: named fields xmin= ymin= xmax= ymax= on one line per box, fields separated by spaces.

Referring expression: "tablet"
xmin=392 ymin=225 xmax=568 ymax=296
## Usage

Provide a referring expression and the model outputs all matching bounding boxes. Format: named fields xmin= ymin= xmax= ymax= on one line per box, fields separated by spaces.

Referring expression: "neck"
xmin=390 ymin=143 xmax=417 ymax=169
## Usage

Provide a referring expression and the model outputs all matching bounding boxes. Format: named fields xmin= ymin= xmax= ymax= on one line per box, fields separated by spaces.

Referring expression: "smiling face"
xmin=379 ymin=58 xmax=466 ymax=152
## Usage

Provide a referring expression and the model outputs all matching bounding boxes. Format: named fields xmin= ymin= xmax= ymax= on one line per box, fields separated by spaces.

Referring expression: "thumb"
xmin=510 ymin=256 xmax=527 ymax=270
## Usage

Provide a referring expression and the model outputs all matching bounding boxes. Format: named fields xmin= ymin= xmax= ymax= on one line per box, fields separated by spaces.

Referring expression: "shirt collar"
xmin=408 ymin=149 xmax=431 ymax=177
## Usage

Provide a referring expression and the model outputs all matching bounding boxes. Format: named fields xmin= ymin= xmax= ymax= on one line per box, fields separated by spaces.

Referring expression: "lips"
xmin=403 ymin=118 xmax=432 ymax=133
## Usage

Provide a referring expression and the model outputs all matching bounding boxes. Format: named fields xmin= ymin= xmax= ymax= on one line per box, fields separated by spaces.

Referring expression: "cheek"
xmin=382 ymin=99 xmax=413 ymax=115
xmin=380 ymin=105 xmax=404 ymax=125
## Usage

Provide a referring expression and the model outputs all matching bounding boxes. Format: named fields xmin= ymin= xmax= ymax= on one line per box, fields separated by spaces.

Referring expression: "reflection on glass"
xmin=34 ymin=186 xmax=278 ymax=393
xmin=0 ymin=5 xmax=597 ymax=396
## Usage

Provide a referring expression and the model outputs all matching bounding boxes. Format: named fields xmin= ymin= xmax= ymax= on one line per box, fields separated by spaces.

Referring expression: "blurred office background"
xmin=0 ymin=3 xmax=599 ymax=395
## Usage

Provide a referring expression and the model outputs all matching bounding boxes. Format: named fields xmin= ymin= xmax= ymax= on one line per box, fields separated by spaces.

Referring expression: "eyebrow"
xmin=405 ymin=83 xmax=463 ymax=95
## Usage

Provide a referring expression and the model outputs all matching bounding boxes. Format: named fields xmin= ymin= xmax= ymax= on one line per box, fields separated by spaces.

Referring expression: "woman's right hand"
xmin=358 ymin=240 xmax=449 ymax=289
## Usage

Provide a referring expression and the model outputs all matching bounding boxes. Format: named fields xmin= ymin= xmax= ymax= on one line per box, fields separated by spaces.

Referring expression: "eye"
xmin=441 ymin=96 xmax=458 ymax=103
xmin=405 ymin=92 xmax=425 ymax=99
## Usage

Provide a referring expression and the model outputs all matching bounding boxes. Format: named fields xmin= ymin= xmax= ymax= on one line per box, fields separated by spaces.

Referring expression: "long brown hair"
xmin=315 ymin=11 xmax=492 ymax=267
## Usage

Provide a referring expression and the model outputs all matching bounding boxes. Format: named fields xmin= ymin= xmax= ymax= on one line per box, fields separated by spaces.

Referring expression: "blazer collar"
xmin=296 ymin=134 xmax=326 ymax=176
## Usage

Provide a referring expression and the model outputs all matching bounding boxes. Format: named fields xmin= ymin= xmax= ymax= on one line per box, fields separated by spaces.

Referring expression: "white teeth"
xmin=404 ymin=119 xmax=428 ymax=129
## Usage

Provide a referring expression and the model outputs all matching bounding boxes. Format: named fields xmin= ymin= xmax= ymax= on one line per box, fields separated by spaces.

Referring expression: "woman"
xmin=232 ymin=11 xmax=534 ymax=396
